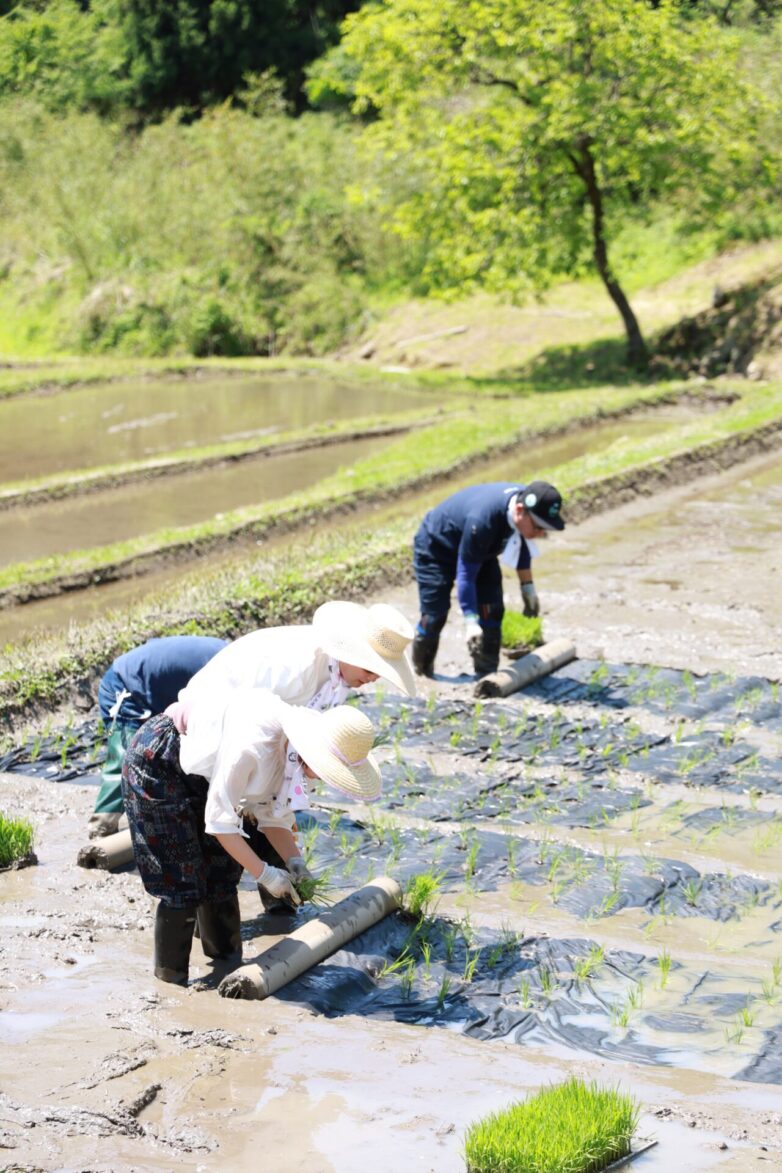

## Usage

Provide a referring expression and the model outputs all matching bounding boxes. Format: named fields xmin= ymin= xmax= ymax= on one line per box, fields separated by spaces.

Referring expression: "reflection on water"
xmin=0 ymin=373 xmax=436 ymax=482
xmin=0 ymin=434 xmax=387 ymax=567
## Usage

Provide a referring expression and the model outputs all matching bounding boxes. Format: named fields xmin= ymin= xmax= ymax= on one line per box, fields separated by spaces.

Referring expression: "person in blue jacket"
xmin=88 ymin=635 xmax=227 ymax=838
xmin=412 ymin=480 xmax=565 ymax=677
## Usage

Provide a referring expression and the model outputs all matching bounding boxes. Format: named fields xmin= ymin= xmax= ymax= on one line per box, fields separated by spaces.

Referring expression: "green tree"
xmin=0 ymin=1 xmax=362 ymax=115
xmin=98 ymin=0 xmax=362 ymax=115
xmin=330 ymin=0 xmax=773 ymax=365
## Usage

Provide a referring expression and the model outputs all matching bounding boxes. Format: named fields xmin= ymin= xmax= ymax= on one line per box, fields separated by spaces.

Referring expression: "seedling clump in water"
xmin=0 ymin=811 xmax=35 ymax=868
xmin=403 ymin=871 xmax=443 ymax=920
xmin=464 ymin=1077 xmax=639 ymax=1173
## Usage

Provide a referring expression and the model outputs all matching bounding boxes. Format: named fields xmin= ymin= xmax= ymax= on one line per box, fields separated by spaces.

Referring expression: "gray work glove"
xmin=464 ymin=614 xmax=483 ymax=655
xmin=286 ymin=855 xmax=313 ymax=884
xmin=257 ymin=862 xmax=301 ymax=907
xmin=521 ymin=582 xmax=540 ymax=618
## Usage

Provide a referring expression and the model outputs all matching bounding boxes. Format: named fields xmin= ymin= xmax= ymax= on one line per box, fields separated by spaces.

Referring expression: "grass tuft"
xmin=464 ymin=1076 xmax=640 ymax=1173
xmin=0 ymin=810 xmax=35 ymax=868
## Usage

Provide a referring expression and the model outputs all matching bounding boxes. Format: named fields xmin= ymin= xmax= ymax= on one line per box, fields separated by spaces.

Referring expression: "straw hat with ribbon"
xmin=312 ymin=601 xmax=416 ymax=698
xmin=280 ymin=702 xmax=381 ymax=802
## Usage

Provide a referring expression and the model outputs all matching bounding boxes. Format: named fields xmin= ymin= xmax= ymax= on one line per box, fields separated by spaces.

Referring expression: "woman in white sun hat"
xmin=160 ymin=600 xmax=412 ymax=920
xmin=121 ymin=691 xmax=380 ymax=987
xmin=166 ymin=600 xmax=416 ymax=743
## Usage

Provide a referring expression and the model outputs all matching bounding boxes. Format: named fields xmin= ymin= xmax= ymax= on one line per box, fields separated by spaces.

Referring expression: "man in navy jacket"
xmin=412 ymin=480 xmax=565 ymax=677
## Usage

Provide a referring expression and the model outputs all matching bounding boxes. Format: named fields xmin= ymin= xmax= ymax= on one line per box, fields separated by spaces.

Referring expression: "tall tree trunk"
xmin=571 ymin=142 xmax=648 ymax=368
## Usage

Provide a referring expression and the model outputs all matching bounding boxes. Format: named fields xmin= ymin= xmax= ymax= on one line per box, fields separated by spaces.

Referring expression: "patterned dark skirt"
xmin=121 ymin=714 xmax=243 ymax=908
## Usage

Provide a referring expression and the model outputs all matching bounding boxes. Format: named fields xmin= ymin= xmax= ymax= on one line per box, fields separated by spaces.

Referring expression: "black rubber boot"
xmin=153 ymin=902 xmax=197 ymax=985
xmin=196 ymin=893 xmax=242 ymax=960
xmin=412 ymin=633 xmax=439 ymax=677
xmin=471 ymin=628 xmax=502 ymax=676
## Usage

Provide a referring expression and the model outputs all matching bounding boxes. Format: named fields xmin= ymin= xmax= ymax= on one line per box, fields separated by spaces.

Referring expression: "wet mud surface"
xmin=3 ymin=648 xmax=782 ymax=1168
xmin=3 ymin=451 xmax=782 ymax=1169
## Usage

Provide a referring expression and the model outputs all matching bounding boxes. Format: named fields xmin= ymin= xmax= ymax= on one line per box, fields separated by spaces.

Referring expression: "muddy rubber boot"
xmin=153 ymin=903 xmax=197 ymax=985
xmin=471 ymin=628 xmax=501 ymax=677
xmin=196 ymin=893 xmax=242 ymax=960
xmin=87 ymin=810 xmax=122 ymax=839
xmin=411 ymin=633 xmax=439 ymax=677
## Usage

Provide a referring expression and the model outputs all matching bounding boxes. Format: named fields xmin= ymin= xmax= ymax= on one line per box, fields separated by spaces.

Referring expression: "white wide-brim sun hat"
xmin=280 ymin=702 xmax=381 ymax=802
xmin=313 ymin=601 xmax=417 ymax=698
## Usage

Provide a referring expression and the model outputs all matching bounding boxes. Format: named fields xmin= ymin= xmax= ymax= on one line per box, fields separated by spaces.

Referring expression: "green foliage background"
xmin=0 ymin=0 xmax=780 ymax=359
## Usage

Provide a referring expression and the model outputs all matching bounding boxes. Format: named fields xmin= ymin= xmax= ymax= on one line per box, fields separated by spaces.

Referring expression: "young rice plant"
xmin=0 ymin=811 xmax=35 ymax=868
xmin=464 ymin=1077 xmax=640 ymax=1173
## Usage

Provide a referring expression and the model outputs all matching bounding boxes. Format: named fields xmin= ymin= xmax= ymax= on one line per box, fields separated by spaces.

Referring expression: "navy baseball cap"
xmin=522 ymin=481 xmax=565 ymax=531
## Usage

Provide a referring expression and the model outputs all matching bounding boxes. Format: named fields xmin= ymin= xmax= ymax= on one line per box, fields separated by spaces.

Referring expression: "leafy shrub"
xmin=279 ymin=269 xmax=366 ymax=356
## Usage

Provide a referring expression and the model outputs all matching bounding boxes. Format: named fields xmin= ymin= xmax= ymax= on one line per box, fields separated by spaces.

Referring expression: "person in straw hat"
xmin=161 ymin=601 xmax=414 ymax=914
xmin=166 ymin=600 xmax=416 ymax=738
xmin=121 ymin=691 xmax=381 ymax=986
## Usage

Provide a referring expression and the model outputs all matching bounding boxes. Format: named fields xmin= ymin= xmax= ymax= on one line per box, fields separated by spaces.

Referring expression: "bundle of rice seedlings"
xmin=403 ymin=871 xmax=443 ymax=920
xmin=293 ymin=871 xmax=336 ymax=907
xmin=0 ymin=810 xmax=35 ymax=869
xmin=464 ymin=1077 xmax=640 ymax=1173
xmin=501 ymin=611 xmax=543 ymax=654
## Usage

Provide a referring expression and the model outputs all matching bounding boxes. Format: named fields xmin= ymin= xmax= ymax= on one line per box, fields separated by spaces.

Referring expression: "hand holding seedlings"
xmin=258 ymin=863 xmax=301 ymax=907
xmin=286 ymin=855 xmax=313 ymax=884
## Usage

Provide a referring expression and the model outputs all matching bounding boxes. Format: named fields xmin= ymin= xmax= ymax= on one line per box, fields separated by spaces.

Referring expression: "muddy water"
xmin=0 ymin=433 xmax=387 ymax=566
xmin=0 ymin=405 xmax=710 ymax=645
xmin=0 ymin=372 xmax=437 ymax=483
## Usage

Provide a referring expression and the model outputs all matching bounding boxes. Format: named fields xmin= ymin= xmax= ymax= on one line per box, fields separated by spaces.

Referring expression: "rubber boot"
xmin=87 ymin=810 xmax=122 ymax=839
xmin=411 ymin=633 xmax=439 ymax=677
xmin=196 ymin=893 xmax=242 ymax=960
xmin=471 ymin=627 xmax=502 ymax=677
xmin=92 ymin=723 xmax=132 ymax=816
xmin=153 ymin=902 xmax=197 ymax=985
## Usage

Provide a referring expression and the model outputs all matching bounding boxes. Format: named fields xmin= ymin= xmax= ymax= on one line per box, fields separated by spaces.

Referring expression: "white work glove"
xmin=463 ymin=614 xmax=483 ymax=652
xmin=286 ymin=855 xmax=313 ymax=884
xmin=257 ymin=862 xmax=301 ymax=906
xmin=521 ymin=582 xmax=540 ymax=618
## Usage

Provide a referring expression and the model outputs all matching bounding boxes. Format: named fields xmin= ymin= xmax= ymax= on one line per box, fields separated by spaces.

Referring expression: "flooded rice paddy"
xmin=0 ymin=433 xmax=386 ymax=566
xmin=2 ymin=375 xmax=782 ymax=1166
xmin=0 ymin=401 xmax=721 ymax=645
xmin=0 ymin=371 xmax=437 ymax=482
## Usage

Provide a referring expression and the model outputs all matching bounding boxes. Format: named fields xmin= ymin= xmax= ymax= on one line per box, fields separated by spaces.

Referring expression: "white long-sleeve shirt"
xmin=178 ymin=625 xmax=346 ymax=784
xmin=197 ymin=690 xmax=296 ymax=837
